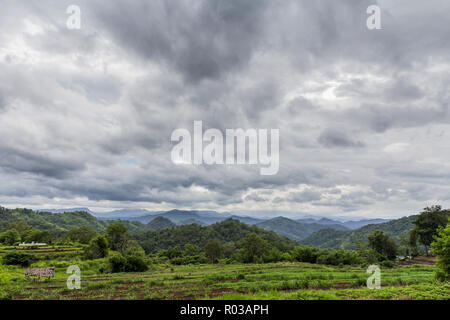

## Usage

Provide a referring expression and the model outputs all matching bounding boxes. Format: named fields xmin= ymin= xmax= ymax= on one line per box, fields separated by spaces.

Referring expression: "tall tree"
xmin=242 ymin=233 xmax=267 ymax=263
xmin=205 ymin=240 xmax=222 ymax=263
xmin=84 ymin=235 xmax=109 ymax=259
xmin=368 ymin=230 xmax=398 ymax=260
xmin=106 ymin=222 xmax=129 ymax=253
xmin=410 ymin=205 xmax=449 ymax=255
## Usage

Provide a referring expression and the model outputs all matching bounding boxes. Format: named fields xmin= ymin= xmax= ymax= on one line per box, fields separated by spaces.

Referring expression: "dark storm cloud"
xmin=0 ymin=146 xmax=85 ymax=179
xmin=90 ymin=0 xmax=269 ymax=83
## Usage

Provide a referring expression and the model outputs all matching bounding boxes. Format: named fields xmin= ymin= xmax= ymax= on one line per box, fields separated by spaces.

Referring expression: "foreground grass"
xmin=1 ymin=259 xmax=447 ymax=300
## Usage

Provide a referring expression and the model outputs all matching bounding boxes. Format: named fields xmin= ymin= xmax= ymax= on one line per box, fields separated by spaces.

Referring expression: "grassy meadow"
xmin=0 ymin=244 xmax=448 ymax=300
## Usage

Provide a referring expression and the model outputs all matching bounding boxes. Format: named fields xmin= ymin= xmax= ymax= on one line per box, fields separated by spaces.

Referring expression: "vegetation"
xmin=84 ymin=235 xmax=109 ymax=260
xmin=431 ymin=220 xmax=450 ymax=281
xmin=0 ymin=205 xmax=448 ymax=300
xmin=2 ymin=251 xmax=37 ymax=267
xmin=368 ymin=230 xmax=398 ymax=261
xmin=0 ymin=255 xmax=446 ymax=300
xmin=410 ymin=206 xmax=450 ymax=254
xmin=256 ymin=217 xmax=348 ymax=241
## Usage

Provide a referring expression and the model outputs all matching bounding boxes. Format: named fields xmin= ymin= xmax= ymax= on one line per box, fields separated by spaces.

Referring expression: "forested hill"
xmin=256 ymin=217 xmax=348 ymax=241
xmin=0 ymin=207 xmax=149 ymax=234
xmin=300 ymin=215 xmax=417 ymax=249
xmin=134 ymin=218 xmax=297 ymax=254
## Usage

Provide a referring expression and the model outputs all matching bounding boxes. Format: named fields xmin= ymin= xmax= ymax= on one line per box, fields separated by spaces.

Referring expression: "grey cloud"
xmin=318 ymin=128 xmax=364 ymax=148
xmin=0 ymin=0 xmax=449 ymax=217
xmin=0 ymin=146 xmax=85 ymax=179
xmin=91 ymin=0 xmax=269 ymax=82
xmin=288 ymin=189 xmax=322 ymax=203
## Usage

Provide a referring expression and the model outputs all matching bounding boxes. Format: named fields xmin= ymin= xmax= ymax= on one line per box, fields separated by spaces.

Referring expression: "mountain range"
xmin=3 ymin=207 xmax=416 ymax=250
xmin=38 ymin=207 xmax=389 ymax=229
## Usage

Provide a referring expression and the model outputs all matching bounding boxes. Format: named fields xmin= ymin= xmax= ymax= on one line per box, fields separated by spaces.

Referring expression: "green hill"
xmin=0 ymin=207 xmax=149 ymax=234
xmin=134 ymin=218 xmax=297 ymax=253
xmin=300 ymin=215 xmax=417 ymax=249
xmin=256 ymin=217 xmax=348 ymax=241
xmin=147 ymin=216 xmax=176 ymax=230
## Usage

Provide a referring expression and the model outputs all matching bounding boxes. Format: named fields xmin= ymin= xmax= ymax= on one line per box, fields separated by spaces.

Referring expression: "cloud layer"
xmin=0 ymin=0 xmax=450 ymax=218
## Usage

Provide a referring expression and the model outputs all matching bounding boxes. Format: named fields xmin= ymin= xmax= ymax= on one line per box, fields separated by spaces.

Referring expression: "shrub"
xmin=107 ymin=242 xmax=149 ymax=273
xmin=2 ymin=251 xmax=37 ymax=267
xmin=108 ymin=254 xmax=127 ymax=273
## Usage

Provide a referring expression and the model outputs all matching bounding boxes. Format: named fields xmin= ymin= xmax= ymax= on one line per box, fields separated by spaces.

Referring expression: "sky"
xmin=0 ymin=0 xmax=449 ymax=219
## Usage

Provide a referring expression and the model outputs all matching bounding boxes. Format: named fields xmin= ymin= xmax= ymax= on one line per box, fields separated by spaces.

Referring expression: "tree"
xmin=0 ymin=229 xmax=21 ymax=245
xmin=410 ymin=205 xmax=449 ymax=255
xmin=67 ymin=226 xmax=98 ymax=244
xmin=23 ymin=230 xmax=51 ymax=244
xmin=242 ymin=233 xmax=267 ymax=263
xmin=205 ymin=240 xmax=222 ymax=263
xmin=431 ymin=220 xmax=450 ymax=281
xmin=183 ymin=243 xmax=199 ymax=256
xmin=106 ymin=222 xmax=129 ymax=253
xmin=84 ymin=235 xmax=109 ymax=259
xmin=368 ymin=230 xmax=398 ymax=260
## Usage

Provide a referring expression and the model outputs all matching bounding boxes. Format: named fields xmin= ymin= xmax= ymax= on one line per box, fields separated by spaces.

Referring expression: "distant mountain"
xmin=296 ymin=217 xmax=391 ymax=230
xmin=38 ymin=207 xmax=94 ymax=214
xmin=300 ymin=215 xmax=417 ymax=249
xmin=340 ymin=218 xmax=391 ymax=230
xmin=147 ymin=216 xmax=176 ymax=231
xmin=93 ymin=209 xmax=162 ymax=221
xmin=229 ymin=215 xmax=265 ymax=225
xmin=256 ymin=217 xmax=348 ymax=241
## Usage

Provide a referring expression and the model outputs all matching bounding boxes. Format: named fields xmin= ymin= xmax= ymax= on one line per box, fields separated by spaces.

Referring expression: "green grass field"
xmin=1 ymin=245 xmax=448 ymax=300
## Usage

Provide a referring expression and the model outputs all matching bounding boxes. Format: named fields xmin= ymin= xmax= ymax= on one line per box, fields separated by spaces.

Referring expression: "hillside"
xmin=300 ymin=215 xmax=417 ymax=249
xmin=256 ymin=217 xmax=348 ymax=241
xmin=0 ymin=207 xmax=149 ymax=234
xmin=134 ymin=218 xmax=297 ymax=253
xmin=147 ymin=216 xmax=176 ymax=230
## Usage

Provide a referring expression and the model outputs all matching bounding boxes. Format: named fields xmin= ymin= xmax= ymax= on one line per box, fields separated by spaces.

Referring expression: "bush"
xmin=107 ymin=242 xmax=149 ymax=273
xmin=108 ymin=254 xmax=127 ymax=273
xmin=126 ymin=255 xmax=148 ymax=272
xmin=2 ymin=251 xmax=37 ymax=267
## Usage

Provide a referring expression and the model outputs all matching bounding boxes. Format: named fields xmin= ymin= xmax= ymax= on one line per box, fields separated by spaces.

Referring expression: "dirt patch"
xmin=396 ymin=255 xmax=436 ymax=266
